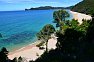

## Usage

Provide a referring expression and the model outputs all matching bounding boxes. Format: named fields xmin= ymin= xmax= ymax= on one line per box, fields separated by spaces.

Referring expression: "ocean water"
xmin=0 ymin=10 xmax=73 ymax=51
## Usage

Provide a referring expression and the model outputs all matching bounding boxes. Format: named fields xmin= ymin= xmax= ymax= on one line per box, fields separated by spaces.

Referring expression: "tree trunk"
xmin=46 ymin=40 xmax=48 ymax=53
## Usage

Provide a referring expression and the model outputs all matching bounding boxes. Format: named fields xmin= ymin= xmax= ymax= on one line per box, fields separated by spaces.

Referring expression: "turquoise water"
xmin=0 ymin=10 xmax=73 ymax=51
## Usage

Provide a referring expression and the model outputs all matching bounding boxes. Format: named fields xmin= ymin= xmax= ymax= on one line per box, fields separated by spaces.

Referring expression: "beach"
xmin=8 ymin=34 xmax=57 ymax=61
xmin=0 ymin=10 xmax=56 ymax=51
xmin=7 ymin=10 xmax=92 ymax=62
xmin=8 ymin=11 xmax=92 ymax=61
xmin=8 ymin=40 xmax=44 ymax=61
xmin=70 ymin=11 xmax=92 ymax=24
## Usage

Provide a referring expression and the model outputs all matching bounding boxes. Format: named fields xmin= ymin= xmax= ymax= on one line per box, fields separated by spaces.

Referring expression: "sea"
xmin=0 ymin=10 xmax=73 ymax=51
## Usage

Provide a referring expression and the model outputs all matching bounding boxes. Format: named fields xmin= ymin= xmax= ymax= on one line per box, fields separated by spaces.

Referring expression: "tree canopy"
xmin=53 ymin=10 xmax=69 ymax=27
xmin=37 ymin=24 xmax=55 ymax=52
xmin=0 ymin=47 xmax=9 ymax=62
xmin=34 ymin=18 xmax=94 ymax=62
xmin=37 ymin=24 xmax=55 ymax=40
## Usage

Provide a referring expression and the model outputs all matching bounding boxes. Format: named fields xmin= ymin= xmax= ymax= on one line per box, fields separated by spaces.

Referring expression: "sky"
xmin=0 ymin=0 xmax=83 ymax=11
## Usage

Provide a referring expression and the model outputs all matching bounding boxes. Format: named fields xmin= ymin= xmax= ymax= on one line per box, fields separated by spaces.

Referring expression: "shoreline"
xmin=6 ymin=38 xmax=37 ymax=52
xmin=8 ymin=34 xmax=57 ymax=61
xmin=70 ymin=11 xmax=92 ymax=24
xmin=8 ymin=40 xmax=42 ymax=55
xmin=8 ymin=40 xmax=45 ymax=61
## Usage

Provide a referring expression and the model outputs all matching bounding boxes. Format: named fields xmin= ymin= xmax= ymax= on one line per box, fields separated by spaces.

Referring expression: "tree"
xmin=70 ymin=19 xmax=79 ymax=28
xmin=59 ymin=19 xmax=79 ymax=33
xmin=91 ymin=13 xmax=94 ymax=20
xmin=0 ymin=47 xmax=9 ymax=62
xmin=79 ymin=19 xmax=91 ymax=34
xmin=72 ymin=0 xmax=94 ymax=15
xmin=53 ymin=10 xmax=70 ymax=27
xmin=37 ymin=24 xmax=55 ymax=52
xmin=18 ymin=56 xmax=23 ymax=62
xmin=12 ymin=57 xmax=18 ymax=62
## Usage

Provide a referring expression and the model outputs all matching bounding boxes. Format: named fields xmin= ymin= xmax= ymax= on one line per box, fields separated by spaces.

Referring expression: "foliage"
xmin=57 ymin=28 xmax=83 ymax=52
xmin=0 ymin=47 xmax=9 ymax=62
xmin=53 ymin=10 xmax=69 ymax=27
xmin=59 ymin=19 xmax=92 ymax=34
xmin=0 ymin=47 xmax=24 ymax=62
xmin=12 ymin=57 xmax=18 ymax=62
xmin=69 ymin=19 xmax=79 ymax=29
xmin=1 ymin=2 xmax=94 ymax=61
xmin=84 ymin=18 xmax=94 ymax=61
xmin=18 ymin=56 xmax=23 ymax=62
xmin=34 ymin=15 xmax=94 ymax=62
xmin=11 ymin=56 xmax=24 ymax=62
xmin=56 ymin=18 xmax=94 ymax=62
xmin=37 ymin=24 xmax=55 ymax=52
xmin=37 ymin=24 xmax=55 ymax=40
xmin=36 ymin=41 xmax=45 ymax=47
xmin=72 ymin=0 xmax=94 ymax=15
xmin=78 ymin=19 xmax=91 ymax=34
xmin=34 ymin=49 xmax=63 ymax=62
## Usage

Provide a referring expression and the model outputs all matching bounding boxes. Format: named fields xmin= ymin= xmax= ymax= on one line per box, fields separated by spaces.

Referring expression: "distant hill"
xmin=65 ymin=6 xmax=74 ymax=9
xmin=72 ymin=0 xmax=94 ymax=15
xmin=25 ymin=6 xmax=65 ymax=10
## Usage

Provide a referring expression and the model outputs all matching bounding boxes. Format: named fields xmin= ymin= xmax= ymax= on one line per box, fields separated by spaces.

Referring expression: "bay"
xmin=0 ymin=10 xmax=73 ymax=51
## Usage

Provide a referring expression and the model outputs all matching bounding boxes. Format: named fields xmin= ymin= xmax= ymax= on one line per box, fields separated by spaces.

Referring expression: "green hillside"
xmin=72 ymin=0 xmax=94 ymax=15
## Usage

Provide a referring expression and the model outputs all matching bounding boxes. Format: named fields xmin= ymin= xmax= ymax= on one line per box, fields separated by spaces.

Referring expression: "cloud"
xmin=28 ymin=1 xmax=58 ymax=4
xmin=0 ymin=0 xmax=59 ymax=4
xmin=0 ymin=0 xmax=82 ymax=7
xmin=0 ymin=0 xmax=32 ymax=3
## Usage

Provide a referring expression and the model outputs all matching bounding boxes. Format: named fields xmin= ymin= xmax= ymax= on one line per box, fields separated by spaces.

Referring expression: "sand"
xmin=8 ymin=11 xmax=92 ymax=62
xmin=8 ymin=34 xmax=57 ymax=61
xmin=70 ymin=11 xmax=92 ymax=24
xmin=8 ymin=40 xmax=44 ymax=61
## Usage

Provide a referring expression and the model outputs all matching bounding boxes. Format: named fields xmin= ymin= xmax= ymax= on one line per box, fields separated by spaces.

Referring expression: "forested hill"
xmin=72 ymin=0 xmax=94 ymax=15
xmin=25 ymin=6 xmax=64 ymax=10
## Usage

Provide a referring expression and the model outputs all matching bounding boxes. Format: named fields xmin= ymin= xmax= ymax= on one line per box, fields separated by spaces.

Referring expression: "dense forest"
xmin=72 ymin=0 xmax=94 ymax=15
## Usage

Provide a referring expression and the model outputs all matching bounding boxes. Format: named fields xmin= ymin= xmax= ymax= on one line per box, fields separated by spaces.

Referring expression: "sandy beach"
xmin=70 ymin=11 xmax=92 ymax=24
xmin=8 ymin=34 xmax=57 ymax=61
xmin=7 ymin=11 xmax=92 ymax=62
xmin=8 ymin=40 xmax=44 ymax=61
